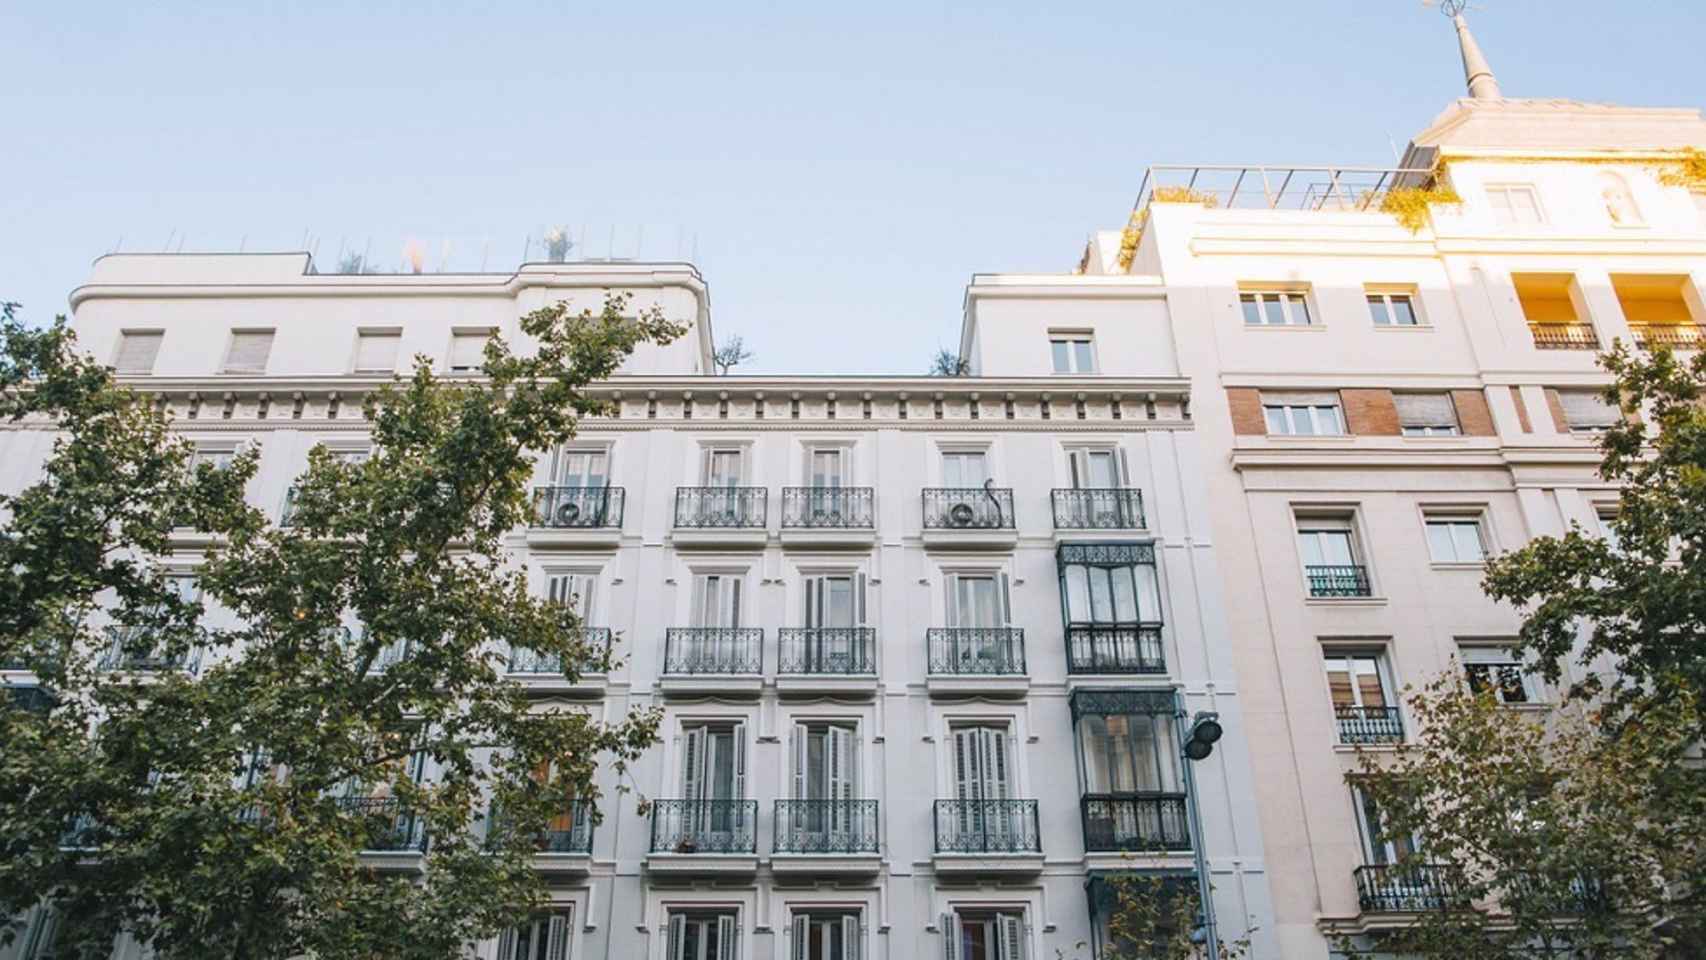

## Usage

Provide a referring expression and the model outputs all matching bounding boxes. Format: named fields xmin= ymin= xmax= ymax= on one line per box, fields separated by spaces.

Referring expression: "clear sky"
xmin=3 ymin=1 xmax=1703 ymax=374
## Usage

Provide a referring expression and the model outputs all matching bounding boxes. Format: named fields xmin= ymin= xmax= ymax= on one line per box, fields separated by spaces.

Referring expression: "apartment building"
xmin=967 ymin=14 xmax=1706 ymax=958
xmin=1 ymin=253 xmax=1277 ymax=958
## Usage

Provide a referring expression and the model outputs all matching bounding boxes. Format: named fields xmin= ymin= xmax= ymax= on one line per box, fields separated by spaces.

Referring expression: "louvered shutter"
xmin=682 ymin=727 xmax=706 ymax=801
xmin=999 ymin=573 xmax=1012 ymax=625
xmin=792 ymin=914 xmax=809 ymax=960
xmin=716 ymin=915 xmax=738 ymax=960
xmin=224 ymin=331 xmax=275 ymax=373
xmin=804 ymin=577 xmax=820 ymax=628
xmin=114 ymin=332 xmax=163 ymax=374
xmin=843 ymin=916 xmax=862 ymax=960
xmin=449 ymin=332 xmax=488 ymax=371
xmin=941 ymin=914 xmax=960 ymax=960
xmin=732 ymin=722 xmax=747 ymax=800
xmin=792 ymin=724 xmax=809 ymax=800
xmin=354 ymin=332 xmax=401 ymax=372
xmin=668 ymin=915 xmax=687 ymax=960
xmin=944 ymin=575 xmax=958 ymax=628
xmin=953 ymin=728 xmax=976 ymax=801
xmin=830 ymin=726 xmax=855 ymax=801
xmin=1394 ymin=393 xmax=1456 ymax=428
xmin=999 ymin=915 xmax=1026 ymax=960
xmin=545 ymin=913 xmax=569 ymax=960
xmin=856 ymin=574 xmax=868 ymax=626
xmin=495 ymin=927 xmax=516 ymax=960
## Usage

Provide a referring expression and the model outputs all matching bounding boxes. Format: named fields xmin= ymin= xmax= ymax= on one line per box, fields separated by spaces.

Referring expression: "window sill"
xmin=1304 ymin=596 xmax=1387 ymax=607
xmin=1263 ymin=434 xmax=1356 ymax=442
xmin=1371 ymin=324 xmax=1432 ymax=331
xmin=1498 ymin=701 xmax=1552 ymax=713
xmin=1243 ymin=324 xmax=1326 ymax=332
xmin=1333 ymin=743 xmax=1403 ymax=754
xmin=1428 ymin=562 xmax=1486 ymax=571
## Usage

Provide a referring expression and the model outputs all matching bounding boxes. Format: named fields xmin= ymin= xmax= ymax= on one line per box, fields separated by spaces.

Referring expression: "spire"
xmin=1452 ymin=12 xmax=1503 ymax=99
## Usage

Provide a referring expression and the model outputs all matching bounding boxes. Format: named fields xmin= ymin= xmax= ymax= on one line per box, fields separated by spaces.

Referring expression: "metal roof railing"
xmin=1131 ymin=164 xmax=1437 ymax=215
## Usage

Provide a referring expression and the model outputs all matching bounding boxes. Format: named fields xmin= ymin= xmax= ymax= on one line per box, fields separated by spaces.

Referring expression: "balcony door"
xmin=802 ymin=575 xmax=867 ymax=672
xmin=693 ymin=575 xmax=743 ymax=628
xmin=1068 ymin=449 xmax=1120 ymax=489
xmin=498 ymin=911 xmax=570 ymax=960
xmin=682 ymin=723 xmax=746 ymax=839
xmin=704 ymin=448 xmax=743 ymax=487
xmin=943 ymin=911 xmax=1026 ymax=960
xmin=1297 ymin=522 xmax=1358 ymax=568
xmin=809 ymin=448 xmax=847 ymax=489
xmin=669 ymin=913 xmax=738 ymax=960
xmin=792 ymin=723 xmax=857 ymax=841
xmin=952 ymin=725 xmax=1019 ymax=843
xmin=553 ymin=448 xmax=607 ymax=488
xmin=941 ymin=451 xmax=989 ymax=488
xmin=792 ymin=912 xmax=861 ymax=960
xmin=944 ymin=573 xmax=1013 ymax=672
xmin=1355 ymin=786 xmax=1419 ymax=867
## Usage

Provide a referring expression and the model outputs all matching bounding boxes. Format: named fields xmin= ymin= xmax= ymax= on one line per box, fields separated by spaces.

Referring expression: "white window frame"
xmin=1594 ymin=505 xmax=1621 ymax=552
xmin=941 ymin=908 xmax=1030 ymax=960
xmin=667 ymin=909 xmax=741 ymax=960
xmin=113 ymin=330 xmax=165 ymax=375
xmin=190 ymin=442 xmax=240 ymax=471
xmin=1263 ymin=393 xmax=1345 ymax=436
xmin=1459 ymin=643 xmax=1543 ymax=705
xmin=1366 ymin=289 xmax=1424 ymax=327
xmin=1322 ymin=647 xmax=1397 ymax=712
xmin=222 ymin=329 xmax=276 ymax=374
xmin=790 ymin=908 xmax=864 ymax=960
xmin=1486 ymin=183 xmax=1545 ymax=226
xmin=352 ymin=328 xmax=404 ymax=374
xmin=803 ymin=442 xmax=854 ymax=488
xmin=1422 ymin=511 xmax=1490 ymax=565
xmin=495 ymin=908 xmax=572 ymax=960
xmin=1352 ymin=783 xmax=1421 ymax=866
xmin=937 ymin=446 xmax=992 ymax=488
xmin=447 ymin=328 xmax=495 ymax=374
xmin=701 ymin=445 xmax=748 ymax=486
xmin=1239 ymin=289 xmax=1314 ymax=327
xmin=1047 ymin=332 xmax=1096 ymax=374
xmin=553 ymin=445 xmax=612 ymax=488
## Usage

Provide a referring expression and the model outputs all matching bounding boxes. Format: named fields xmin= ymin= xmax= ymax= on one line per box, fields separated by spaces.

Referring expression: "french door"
xmin=952 ymin=726 xmax=1020 ymax=845
xmin=682 ymin=724 xmax=746 ymax=839
xmin=792 ymin=723 xmax=857 ymax=840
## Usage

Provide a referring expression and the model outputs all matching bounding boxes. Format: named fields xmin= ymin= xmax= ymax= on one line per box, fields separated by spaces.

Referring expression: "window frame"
xmin=1394 ymin=392 xmax=1460 ymax=437
xmin=447 ymin=328 xmax=496 ymax=374
xmin=1486 ymin=183 xmax=1546 ymax=226
xmin=1321 ymin=647 xmax=1398 ymax=714
xmin=1458 ymin=643 xmax=1543 ymax=706
xmin=1047 ymin=332 xmax=1097 ymax=374
xmin=221 ymin=329 xmax=276 ymax=375
xmin=113 ymin=329 xmax=165 ymax=375
xmin=1421 ymin=510 xmax=1491 ymax=565
xmin=351 ymin=327 xmax=404 ymax=374
xmin=1261 ymin=392 xmax=1346 ymax=436
xmin=1556 ymin=389 xmax=1620 ymax=434
xmin=1365 ymin=289 xmax=1424 ymax=328
xmin=1238 ymin=289 xmax=1315 ymax=327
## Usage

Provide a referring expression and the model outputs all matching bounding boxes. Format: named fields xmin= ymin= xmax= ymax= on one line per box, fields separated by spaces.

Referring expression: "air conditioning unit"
xmin=554 ymin=501 xmax=582 ymax=526
xmin=948 ymin=502 xmax=976 ymax=527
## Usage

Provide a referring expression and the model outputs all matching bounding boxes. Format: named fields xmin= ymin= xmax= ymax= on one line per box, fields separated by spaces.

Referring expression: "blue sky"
xmin=3 ymin=1 xmax=1702 ymax=373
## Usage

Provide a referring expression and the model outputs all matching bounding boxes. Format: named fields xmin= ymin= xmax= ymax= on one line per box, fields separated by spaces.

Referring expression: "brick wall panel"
xmin=1227 ymin=388 xmax=1266 ymax=435
xmin=1450 ymin=389 xmax=1496 ymax=437
xmin=1341 ymin=389 xmax=1400 ymax=436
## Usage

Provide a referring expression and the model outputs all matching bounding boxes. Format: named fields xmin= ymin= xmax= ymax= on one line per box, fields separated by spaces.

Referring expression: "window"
xmin=703 ymin=448 xmax=745 ymax=486
xmin=1354 ymin=784 xmax=1420 ymax=866
xmin=668 ymin=912 xmax=739 ymax=960
xmin=546 ymin=572 xmax=596 ymax=621
xmin=1049 ymin=334 xmax=1095 ymax=373
xmin=1296 ymin=515 xmax=1370 ymax=597
xmin=804 ymin=575 xmax=864 ymax=629
xmin=1262 ymin=393 xmax=1344 ymax=436
xmin=353 ymin=330 xmax=402 ymax=373
xmin=223 ymin=330 xmax=275 ymax=374
xmin=1596 ymin=508 xmax=1621 ymax=552
xmin=1424 ymin=515 xmax=1487 ymax=563
xmin=1239 ymin=290 xmax=1312 ymax=326
xmin=808 ymin=447 xmax=848 ymax=488
xmin=1460 ymin=645 xmax=1540 ymax=704
xmin=554 ymin=448 xmax=608 ymax=488
xmin=1323 ymin=650 xmax=1403 ymax=743
xmin=448 ymin=331 xmax=492 ymax=373
xmin=15 ymin=906 xmax=70 ymax=960
xmin=940 ymin=450 xmax=989 ymax=488
xmin=1395 ymin=393 xmax=1460 ymax=436
xmin=1556 ymin=389 xmax=1619 ymax=433
xmin=1367 ymin=291 xmax=1420 ymax=327
xmin=1067 ymin=448 xmax=1121 ymax=489
xmin=792 ymin=911 xmax=862 ymax=960
xmin=680 ymin=723 xmax=747 ymax=840
xmin=693 ymin=574 xmax=744 ymax=628
xmin=190 ymin=445 xmax=237 ymax=471
xmin=328 ymin=446 xmax=371 ymax=465
xmin=1062 ymin=559 xmax=1161 ymax=625
xmin=790 ymin=722 xmax=857 ymax=805
xmin=498 ymin=911 xmax=571 ymax=960
xmin=945 ymin=573 xmax=1010 ymax=628
xmin=114 ymin=331 xmax=164 ymax=374
xmin=1077 ymin=712 xmax=1179 ymax=793
xmin=1487 ymin=184 xmax=1544 ymax=226
xmin=942 ymin=911 xmax=1027 ymax=960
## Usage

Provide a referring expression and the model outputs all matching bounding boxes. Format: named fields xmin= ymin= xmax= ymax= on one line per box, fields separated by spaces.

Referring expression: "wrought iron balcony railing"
xmin=505 ymin=628 xmax=614 ymax=675
xmin=59 ymin=813 xmax=101 ymax=850
xmin=335 ymin=797 xmax=428 ymax=852
xmin=1065 ymin=623 xmax=1166 ymax=674
xmin=649 ymin=799 xmax=758 ymax=854
xmin=1305 ymin=564 xmax=1371 ymax=598
xmin=663 ymin=628 xmax=764 ymax=675
xmin=1335 ymin=705 xmax=1404 ymax=744
xmin=1529 ymin=322 xmax=1599 ymax=350
xmin=926 ymin=628 xmax=1026 ymax=676
xmin=531 ymin=485 xmax=625 ymax=529
xmin=922 ymin=487 xmax=1016 ymax=530
xmin=777 ymin=627 xmax=876 ymax=675
xmin=781 ymin=487 xmax=875 ymax=528
xmin=1354 ymin=863 xmax=1468 ymax=913
xmin=773 ymin=799 xmax=880 ymax=853
xmin=97 ymin=626 xmax=202 ymax=675
xmin=675 ymin=487 xmax=767 ymax=528
xmin=1633 ymin=324 xmax=1706 ymax=350
xmin=933 ymin=799 xmax=1041 ymax=854
xmin=1051 ymin=488 xmax=1146 ymax=530
xmin=1080 ymin=792 xmax=1191 ymax=852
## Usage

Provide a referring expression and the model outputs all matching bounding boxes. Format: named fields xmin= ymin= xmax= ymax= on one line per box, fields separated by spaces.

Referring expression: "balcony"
xmin=780 ymin=487 xmax=876 ymax=549
xmin=672 ymin=487 xmax=768 ymax=548
xmin=921 ymin=487 xmax=1017 ymax=550
xmin=505 ymin=628 xmax=613 ymax=696
xmin=1080 ymin=793 xmax=1191 ymax=853
xmin=646 ymin=799 xmax=760 ymax=876
xmin=776 ymin=627 xmax=878 ymax=697
xmin=336 ymin=797 xmax=428 ymax=870
xmin=1335 ymin=705 xmax=1404 ymax=745
xmin=659 ymin=627 xmax=764 ymax=696
xmin=1051 ymin=489 xmax=1146 ymax=531
xmin=1528 ymin=323 xmax=1599 ymax=350
xmin=1354 ymin=863 xmax=1468 ymax=913
xmin=97 ymin=626 xmax=201 ymax=675
xmin=526 ymin=486 xmax=625 ymax=548
xmin=1633 ymin=324 xmax=1705 ymax=350
xmin=926 ymin=627 xmax=1028 ymax=697
xmin=1065 ymin=623 xmax=1166 ymax=676
xmin=772 ymin=799 xmax=882 ymax=875
xmin=932 ymin=799 xmax=1043 ymax=875
xmin=1305 ymin=564 xmax=1371 ymax=599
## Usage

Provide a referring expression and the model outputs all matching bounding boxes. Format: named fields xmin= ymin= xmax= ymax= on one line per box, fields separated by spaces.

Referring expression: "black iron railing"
xmin=782 ymin=487 xmax=875 ymax=528
xmin=97 ymin=626 xmax=201 ymax=675
xmin=663 ymin=628 xmax=764 ymax=674
xmin=506 ymin=628 xmax=614 ymax=675
xmin=933 ymin=799 xmax=1041 ymax=853
xmin=773 ymin=799 xmax=880 ymax=853
xmin=7 ymin=686 xmax=56 ymax=714
xmin=777 ymin=627 xmax=876 ymax=675
xmin=649 ymin=799 xmax=758 ymax=853
xmin=675 ymin=487 xmax=767 ymax=528
xmin=1051 ymin=489 xmax=1146 ymax=530
xmin=532 ymin=485 xmax=625 ymax=529
xmin=1335 ymin=705 xmax=1404 ymax=744
xmin=1354 ymin=864 xmax=1468 ymax=912
xmin=539 ymin=801 xmax=595 ymax=853
xmin=1507 ymin=870 xmax=1607 ymax=915
xmin=1080 ymin=792 xmax=1191 ymax=852
xmin=922 ymin=487 xmax=1016 ymax=530
xmin=59 ymin=813 xmax=101 ymax=850
xmin=927 ymin=628 xmax=1026 ymax=675
xmin=1529 ymin=323 xmax=1599 ymax=350
xmin=1305 ymin=564 xmax=1371 ymax=598
xmin=1065 ymin=623 xmax=1166 ymax=674
xmin=335 ymin=797 xmax=427 ymax=852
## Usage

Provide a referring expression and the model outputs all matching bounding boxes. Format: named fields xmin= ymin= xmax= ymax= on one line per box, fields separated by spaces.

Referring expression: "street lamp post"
xmin=1178 ymin=702 xmax=1225 ymax=958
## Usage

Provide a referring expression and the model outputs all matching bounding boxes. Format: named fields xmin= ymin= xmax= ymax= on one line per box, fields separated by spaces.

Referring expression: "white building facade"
xmin=2 ymin=253 xmax=1277 ymax=959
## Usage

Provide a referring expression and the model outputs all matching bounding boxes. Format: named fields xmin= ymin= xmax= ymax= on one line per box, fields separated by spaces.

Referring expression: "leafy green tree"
xmin=0 ymin=297 xmax=683 ymax=959
xmin=1053 ymin=874 xmax=1250 ymax=960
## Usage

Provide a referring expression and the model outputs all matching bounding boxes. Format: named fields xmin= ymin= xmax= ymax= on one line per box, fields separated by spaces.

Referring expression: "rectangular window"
xmin=808 ymin=448 xmax=847 ymax=488
xmin=940 ymin=451 xmax=989 ymax=488
xmin=1596 ymin=508 xmax=1621 ymax=552
xmin=1062 ymin=561 xmax=1160 ymax=625
xmin=1367 ymin=291 xmax=1420 ymax=327
xmin=1296 ymin=515 xmax=1370 ymax=597
xmin=546 ymin=572 xmax=596 ymax=621
xmin=353 ymin=330 xmax=402 ymax=373
xmin=703 ymin=448 xmax=744 ymax=486
xmin=1557 ymin=389 xmax=1620 ymax=433
xmin=1240 ymin=290 xmax=1312 ymax=326
xmin=950 ymin=725 xmax=1014 ymax=802
xmin=448 ymin=331 xmax=492 ymax=373
xmin=791 ymin=722 xmax=857 ymax=802
xmin=692 ymin=574 xmax=743 ymax=628
xmin=943 ymin=911 xmax=1027 ymax=960
xmin=1424 ymin=515 xmax=1487 ymax=563
xmin=114 ymin=331 xmax=164 ymax=374
xmin=1354 ymin=785 xmax=1420 ymax=866
xmin=792 ymin=911 xmax=862 ymax=960
xmin=680 ymin=724 xmax=746 ymax=801
xmin=1395 ymin=393 xmax=1460 ymax=436
xmin=1460 ymin=645 xmax=1540 ymax=704
xmin=1068 ymin=448 xmax=1121 ymax=489
xmin=223 ymin=330 xmax=275 ymax=374
xmin=1323 ymin=651 xmax=1393 ymax=713
xmin=190 ymin=446 xmax=237 ymax=471
xmin=945 ymin=573 xmax=1010 ymax=628
xmin=1262 ymin=392 xmax=1345 ymax=436
xmin=1049 ymin=335 xmax=1095 ymax=373
xmin=668 ymin=912 xmax=739 ymax=960
xmin=498 ymin=911 xmax=572 ymax=960
xmin=554 ymin=448 xmax=609 ymax=488
xmin=1077 ymin=712 xmax=1180 ymax=793
xmin=1487 ymin=184 xmax=1544 ymax=226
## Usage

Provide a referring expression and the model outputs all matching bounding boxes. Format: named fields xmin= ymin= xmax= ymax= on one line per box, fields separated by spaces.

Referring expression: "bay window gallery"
xmin=1056 ymin=542 xmax=1165 ymax=674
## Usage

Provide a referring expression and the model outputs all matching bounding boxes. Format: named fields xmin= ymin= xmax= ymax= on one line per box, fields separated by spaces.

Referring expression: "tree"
xmin=1057 ymin=874 xmax=1250 ymax=959
xmin=711 ymin=334 xmax=751 ymax=375
xmin=0 ymin=297 xmax=683 ymax=959
xmin=929 ymin=348 xmax=968 ymax=376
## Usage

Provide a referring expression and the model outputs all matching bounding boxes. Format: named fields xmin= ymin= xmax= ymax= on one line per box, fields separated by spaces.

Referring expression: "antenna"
xmin=1424 ymin=0 xmax=1470 ymax=15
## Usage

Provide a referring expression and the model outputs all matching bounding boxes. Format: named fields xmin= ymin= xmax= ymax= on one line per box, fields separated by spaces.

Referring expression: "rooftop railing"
xmin=1131 ymin=164 xmax=1436 ymax=215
